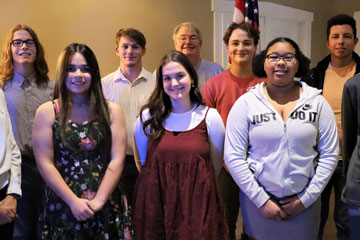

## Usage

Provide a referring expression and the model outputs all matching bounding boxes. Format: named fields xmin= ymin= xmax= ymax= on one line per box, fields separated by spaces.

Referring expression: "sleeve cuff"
xmin=297 ymin=191 xmax=313 ymax=209
xmin=7 ymin=181 xmax=22 ymax=198
xmin=253 ymin=189 xmax=271 ymax=208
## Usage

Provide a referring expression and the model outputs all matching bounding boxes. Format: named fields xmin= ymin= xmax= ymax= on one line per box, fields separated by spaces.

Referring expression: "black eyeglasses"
xmin=265 ymin=53 xmax=297 ymax=63
xmin=11 ymin=39 xmax=36 ymax=47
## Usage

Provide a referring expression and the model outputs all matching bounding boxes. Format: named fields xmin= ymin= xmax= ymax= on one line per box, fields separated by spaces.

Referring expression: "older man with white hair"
xmin=173 ymin=22 xmax=223 ymax=89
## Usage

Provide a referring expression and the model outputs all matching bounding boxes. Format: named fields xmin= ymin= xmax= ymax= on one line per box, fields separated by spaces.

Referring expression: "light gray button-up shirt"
xmin=4 ymin=71 xmax=54 ymax=157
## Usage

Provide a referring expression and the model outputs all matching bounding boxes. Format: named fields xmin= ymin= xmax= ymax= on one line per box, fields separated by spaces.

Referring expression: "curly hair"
xmin=252 ymin=37 xmax=310 ymax=78
xmin=54 ymin=43 xmax=111 ymax=152
xmin=140 ymin=50 xmax=204 ymax=139
xmin=223 ymin=21 xmax=260 ymax=46
xmin=0 ymin=24 xmax=49 ymax=88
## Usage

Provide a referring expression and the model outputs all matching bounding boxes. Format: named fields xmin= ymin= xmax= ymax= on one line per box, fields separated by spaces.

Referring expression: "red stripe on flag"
xmin=235 ymin=0 xmax=245 ymax=14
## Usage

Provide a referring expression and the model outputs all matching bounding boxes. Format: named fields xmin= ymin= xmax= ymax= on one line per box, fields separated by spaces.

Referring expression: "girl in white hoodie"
xmin=225 ymin=37 xmax=339 ymax=240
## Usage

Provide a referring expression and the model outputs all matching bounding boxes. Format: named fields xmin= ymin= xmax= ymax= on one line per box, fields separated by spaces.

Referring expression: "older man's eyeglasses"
xmin=177 ymin=35 xmax=199 ymax=42
xmin=265 ymin=53 xmax=297 ymax=63
xmin=11 ymin=39 xmax=36 ymax=47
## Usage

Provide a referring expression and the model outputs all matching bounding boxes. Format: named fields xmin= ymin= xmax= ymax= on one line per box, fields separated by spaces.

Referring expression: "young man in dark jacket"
xmin=302 ymin=14 xmax=359 ymax=240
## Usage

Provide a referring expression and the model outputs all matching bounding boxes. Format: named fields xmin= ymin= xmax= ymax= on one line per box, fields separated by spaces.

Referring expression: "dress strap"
xmin=52 ymin=101 xmax=59 ymax=117
xmin=204 ymin=106 xmax=210 ymax=119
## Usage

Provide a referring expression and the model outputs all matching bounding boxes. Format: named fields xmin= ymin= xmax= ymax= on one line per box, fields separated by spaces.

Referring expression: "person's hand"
xmin=1 ymin=195 xmax=17 ymax=216
xmin=260 ymin=199 xmax=288 ymax=221
xmin=279 ymin=195 xmax=305 ymax=219
xmin=69 ymin=197 xmax=94 ymax=221
xmin=0 ymin=195 xmax=18 ymax=225
xmin=0 ymin=208 xmax=13 ymax=225
xmin=87 ymin=198 xmax=105 ymax=213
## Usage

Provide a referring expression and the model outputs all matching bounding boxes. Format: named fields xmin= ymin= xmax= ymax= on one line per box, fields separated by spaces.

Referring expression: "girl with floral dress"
xmin=32 ymin=43 xmax=133 ymax=239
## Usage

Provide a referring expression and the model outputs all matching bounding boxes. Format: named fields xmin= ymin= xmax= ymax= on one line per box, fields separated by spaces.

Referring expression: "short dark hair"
xmin=115 ymin=28 xmax=146 ymax=49
xmin=327 ymin=14 xmax=357 ymax=39
xmin=252 ymin=37 xmax=310 ymax=78
xmin=223 ymin=21 xmax=260 ymax=46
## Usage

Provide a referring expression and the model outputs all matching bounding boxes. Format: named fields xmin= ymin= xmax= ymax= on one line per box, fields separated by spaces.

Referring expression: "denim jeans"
xmin=318 ymin=161 xmax=349 ymax=240
xmin=13 ymin=160 xmax=45 ymax=240
xmin=348 ymin=206 xmax=360 ymax=240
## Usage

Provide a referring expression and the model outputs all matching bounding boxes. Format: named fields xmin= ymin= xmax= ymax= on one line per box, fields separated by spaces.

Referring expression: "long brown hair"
xmin=0 ymin=24 xmax=49 ymax=87
xmin=54 ymin=43 xmax=111 ymax=149
xmin=140 ymin=50 xmax=203 ymax=139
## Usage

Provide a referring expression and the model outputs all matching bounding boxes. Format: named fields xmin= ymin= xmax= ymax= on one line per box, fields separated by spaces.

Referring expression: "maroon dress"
xmin=132 ymin=113 xmax=228 ymax=240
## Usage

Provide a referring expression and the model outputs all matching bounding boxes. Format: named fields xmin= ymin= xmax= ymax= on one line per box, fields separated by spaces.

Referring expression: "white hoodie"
xmin=224 ymin=81 xmax=339 ymax=209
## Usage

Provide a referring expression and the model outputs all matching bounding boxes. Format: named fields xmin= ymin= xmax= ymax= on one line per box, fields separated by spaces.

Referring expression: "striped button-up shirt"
xmin=3 ymin=71 xmax=54 ymax=157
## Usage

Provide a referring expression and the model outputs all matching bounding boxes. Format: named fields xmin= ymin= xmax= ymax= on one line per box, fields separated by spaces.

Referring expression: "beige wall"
xmin=1 ymin=0 xmax=360 ymax=77
xmin=329 ymin=0 xmax=360 ymax=16
xmin=0 ymin=0 xmax=214 ymax=79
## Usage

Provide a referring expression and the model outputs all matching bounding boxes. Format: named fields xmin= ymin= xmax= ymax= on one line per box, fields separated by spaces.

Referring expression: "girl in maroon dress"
xmin=132 ymin=50 xmax=229 ymax=240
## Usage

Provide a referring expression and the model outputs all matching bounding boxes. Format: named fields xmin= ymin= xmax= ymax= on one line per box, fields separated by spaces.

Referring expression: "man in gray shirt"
xmin=0 ymin=24 xmax=54 ymax=240
xmin=173 ymin=22 xmax=223 ymax=90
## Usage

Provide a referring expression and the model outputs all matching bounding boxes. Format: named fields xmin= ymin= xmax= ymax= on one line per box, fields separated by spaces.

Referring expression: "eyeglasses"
xmin=265 ymin=53 xmax=297 ymax=63
xmin=11 ymin=39 xmax=36 ymax=47
xmin=177 ymin=35 xmax=199 ymax=42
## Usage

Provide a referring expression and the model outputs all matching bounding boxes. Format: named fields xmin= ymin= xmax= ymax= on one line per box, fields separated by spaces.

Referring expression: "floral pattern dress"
xmin=41 ymin=102 xmax=133 ymax=240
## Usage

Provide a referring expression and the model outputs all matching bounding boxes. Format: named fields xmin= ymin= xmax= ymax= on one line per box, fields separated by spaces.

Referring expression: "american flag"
xmin=233 ymin=0 xmax=259 ymax=29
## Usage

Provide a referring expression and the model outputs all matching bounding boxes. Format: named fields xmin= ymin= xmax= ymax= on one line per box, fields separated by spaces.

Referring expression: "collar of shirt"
xmin=327 ymin=60 xmax=355 ymax=70
xmin=194 ymin=58 xmax=202 ymax=70
xmin=12 ymin=70 xmax=36 ymax=87
xmin=113 ymin=67 xmax=149 ymax=84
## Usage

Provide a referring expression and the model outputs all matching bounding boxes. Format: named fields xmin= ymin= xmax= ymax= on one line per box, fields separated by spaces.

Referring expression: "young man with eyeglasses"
xmin=201 ymin=22 xmax=264 ymax=240
xmin=101 ymin=28 xmax=155 ymax=209
xmin=302 ymin=14 xmax=359 ymax=240
xmin=173 ymin=22 xmax=223 ymax=90
xmin=0 ymin=24 xmax=54 ymax=239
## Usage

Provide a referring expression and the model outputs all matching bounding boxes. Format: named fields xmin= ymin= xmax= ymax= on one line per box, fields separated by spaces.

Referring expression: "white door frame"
xmin=354 ymin=11 xmax=360 ymax=55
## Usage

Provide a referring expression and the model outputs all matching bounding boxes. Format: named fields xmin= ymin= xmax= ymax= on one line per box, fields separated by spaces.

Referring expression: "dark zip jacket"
xmin=302 ymin=52 xmax=360 ymax=90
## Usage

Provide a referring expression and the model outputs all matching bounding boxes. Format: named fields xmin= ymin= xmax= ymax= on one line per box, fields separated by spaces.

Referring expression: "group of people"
xmin=0 ymin=12 xmax=359 ymax=240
